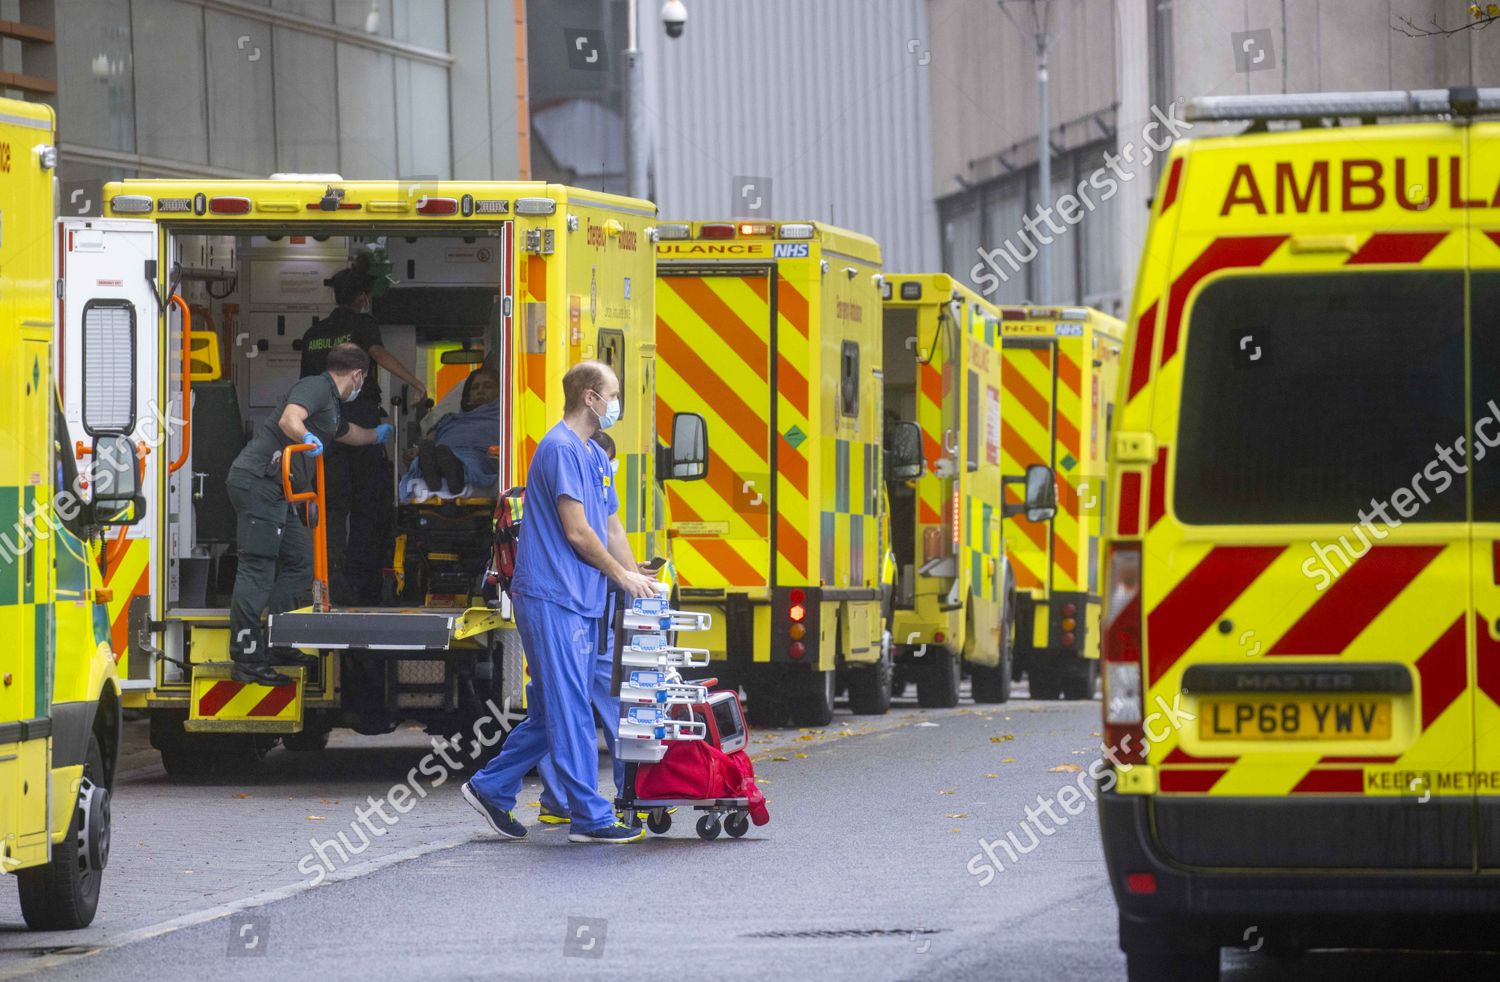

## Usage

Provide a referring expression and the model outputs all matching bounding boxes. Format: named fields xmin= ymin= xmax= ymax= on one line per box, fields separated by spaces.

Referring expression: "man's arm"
xmin=607 ymin=513 xmax=656 ymax=575
xmin=367 ymin=344 xmax=428 ymax=404
xmin=558 ymin=497 xmax=657 ymax=599
xmin=278 ymin=403 xmax=381 ymax=447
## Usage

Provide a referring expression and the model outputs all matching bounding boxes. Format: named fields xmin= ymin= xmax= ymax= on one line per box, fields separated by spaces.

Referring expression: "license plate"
xmin=1199 ymin=698 xmax=1392 ymax=741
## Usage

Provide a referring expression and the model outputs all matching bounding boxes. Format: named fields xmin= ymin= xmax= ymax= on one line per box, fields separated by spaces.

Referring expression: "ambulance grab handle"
xmin=167 ymin=295 xmax=193 ymax=475
xmin=283 ymin=443 xmax=330 ymax=612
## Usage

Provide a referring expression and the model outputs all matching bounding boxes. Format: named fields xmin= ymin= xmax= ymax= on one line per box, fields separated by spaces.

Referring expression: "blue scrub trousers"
xmin=537 ymin=611 xmax=623 ymax=815
xmin=468 ymin=594 xmax=614 ymax=831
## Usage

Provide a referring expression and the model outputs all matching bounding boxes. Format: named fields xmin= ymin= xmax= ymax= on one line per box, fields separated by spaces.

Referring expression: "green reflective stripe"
xmin=0 ymin=486 xmax=18 ymax=605
xmin=34 ymin=601 xmax=51 ymax=716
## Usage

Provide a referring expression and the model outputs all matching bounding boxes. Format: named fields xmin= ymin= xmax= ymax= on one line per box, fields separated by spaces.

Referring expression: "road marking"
xmin=0 ymin=834 xmax=481 ymax=980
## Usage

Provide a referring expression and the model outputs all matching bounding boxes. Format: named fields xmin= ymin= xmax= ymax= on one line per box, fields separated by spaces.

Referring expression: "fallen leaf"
xmin=989 ymin=734 xmax=1014 ymax=743
xmin=1000 ymin=758 xmax=1017 ymax=764
xmin=948 ymin=828 xmax=962 ymax=833
xmin=1049 ymin=764 xmax=1083 ymax=773
xmin=307 ymin=815 xmax=326 ymax=821
xmin=795 ymin=752 xmax=809 ymax=759
xmin=946 ymin=813 xmax=968 ymax=819
xmin=234 ymin=793 xmax=251 ymax=799
xmin=939 ymin=789 xmax=956 ymax=795
xmin=984 ymin=774 xmax=999 ymax=779
xmin=916 ymin=722 xmax=940 ymax=728
xmin=771 ymin=755 xmax=789 ymax=761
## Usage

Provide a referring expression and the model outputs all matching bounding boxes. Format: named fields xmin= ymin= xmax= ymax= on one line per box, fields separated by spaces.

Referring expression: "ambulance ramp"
xmin=267 ymin=606 xmax=505 ymax=651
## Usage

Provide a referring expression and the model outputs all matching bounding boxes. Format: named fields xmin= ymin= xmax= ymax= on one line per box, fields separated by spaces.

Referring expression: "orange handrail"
xmin=167 ymin=294 xmax=192 ymax=474
xmin=282 ymin=443 xmax=330 ymax=612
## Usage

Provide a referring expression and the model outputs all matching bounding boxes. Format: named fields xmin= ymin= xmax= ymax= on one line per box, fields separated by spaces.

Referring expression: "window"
xmin=1174 ymin=272 xmax=1464 ymax=525
xmin=598 ymin=329 xmax=626 ymax=419
xmin=82 ymin=300 xmax=137 ymax=435
xmin=840 ymin=341 xmax=860 ymax=418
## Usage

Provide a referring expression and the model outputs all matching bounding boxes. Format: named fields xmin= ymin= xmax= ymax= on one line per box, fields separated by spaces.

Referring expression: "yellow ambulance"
xmin=655 ymin=221 xmax=886 ymax=727
xmin=882 ymin=274 xmax=1055 ymax=706
xmin=75 ymin=179 xmax=703 ymax=776
xmin=1 ymin=97 xmax=130 ymax=928
xmin=1100 ymin=89 xmax=1500 ymax=979
xmin=998 ymin=305 xmax=1122 ymax=700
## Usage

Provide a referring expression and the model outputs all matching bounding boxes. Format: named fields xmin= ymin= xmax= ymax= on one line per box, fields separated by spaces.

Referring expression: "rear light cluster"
xmin=788 ymin=588 xmax=806 ymax=660
xmin=654 ymin=222 xmax=816 ymax=240
xmin=1101 ymin=543 xmax=1145 ymax=764
xmin=1061 ymin=601 xmax=1078 ymax=648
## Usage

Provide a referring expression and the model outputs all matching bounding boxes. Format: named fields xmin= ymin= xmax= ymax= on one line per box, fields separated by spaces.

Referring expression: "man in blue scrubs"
xmin=462 ymin=361 xmax=657 ymax=843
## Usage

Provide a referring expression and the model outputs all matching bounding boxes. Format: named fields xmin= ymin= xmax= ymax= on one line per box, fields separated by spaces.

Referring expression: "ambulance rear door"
xmin=57 ymin=217 xmax=161 ymax=690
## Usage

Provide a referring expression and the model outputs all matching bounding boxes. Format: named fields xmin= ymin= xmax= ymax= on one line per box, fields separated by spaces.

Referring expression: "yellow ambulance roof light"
xmin=656 ymin=223 xmax=691 ymax=239
xmin=778 ymin=223 xmax=814 ymax=239
xmin=1183 ymin=87 xmax=1500 ymax=123
xmin=111 ymin=194 xmax=153 ymax=213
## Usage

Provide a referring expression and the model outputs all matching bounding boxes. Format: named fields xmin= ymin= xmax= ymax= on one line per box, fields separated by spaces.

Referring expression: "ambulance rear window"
xmin=1174 ymin=271 xmax=1465 ymax=525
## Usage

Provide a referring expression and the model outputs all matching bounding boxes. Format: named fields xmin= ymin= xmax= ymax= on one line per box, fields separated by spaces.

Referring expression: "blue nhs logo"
xmin=773 ymin=242 xmax=810 ymax=258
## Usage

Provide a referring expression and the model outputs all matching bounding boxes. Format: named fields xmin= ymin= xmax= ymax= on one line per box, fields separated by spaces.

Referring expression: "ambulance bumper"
xmin=1101 ymin=787 xmax=1500 ymax=950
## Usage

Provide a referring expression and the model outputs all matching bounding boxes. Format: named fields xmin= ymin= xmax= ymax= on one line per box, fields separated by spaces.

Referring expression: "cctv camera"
xmin=661 ymin=0 xmax=687 ymax=38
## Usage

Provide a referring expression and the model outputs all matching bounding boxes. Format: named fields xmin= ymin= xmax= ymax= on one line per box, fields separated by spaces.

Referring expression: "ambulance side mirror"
xmin=661 ymin=412 xmax=708 ymax=481
xmin=1002 ymin=463 xmax=1057 ymax=522
xmin=89 ymin=433 xmax=145 ymax=526
xmin=884 ymin=421 xmax=924 ymax=480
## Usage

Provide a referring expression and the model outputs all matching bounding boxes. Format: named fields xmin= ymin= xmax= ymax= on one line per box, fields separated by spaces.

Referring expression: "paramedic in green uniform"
xmin=226 ymin=343 xmax=393 ymax=686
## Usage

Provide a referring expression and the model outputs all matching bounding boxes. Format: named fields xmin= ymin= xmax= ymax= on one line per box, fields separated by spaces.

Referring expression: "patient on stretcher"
xmin=400 ymin=369 xmax=501 ymax=501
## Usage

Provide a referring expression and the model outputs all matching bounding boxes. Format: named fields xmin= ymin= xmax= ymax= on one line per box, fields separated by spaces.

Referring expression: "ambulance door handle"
xmin=943 ymin=429 xmax=959 ymax=454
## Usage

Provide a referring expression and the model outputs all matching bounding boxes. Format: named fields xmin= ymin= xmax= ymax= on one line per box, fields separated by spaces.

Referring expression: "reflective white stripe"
xmin=0 ymin=110 xmax=51 ymax=131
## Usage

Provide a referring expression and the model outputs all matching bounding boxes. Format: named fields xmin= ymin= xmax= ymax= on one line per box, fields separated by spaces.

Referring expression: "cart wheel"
xmin=724 ymin=811 xmax=749 ymax=838
xmin=647 ymin=809 xmax=673 ymax=834
xmin=696 ymin=814 xmax=722 ymax=840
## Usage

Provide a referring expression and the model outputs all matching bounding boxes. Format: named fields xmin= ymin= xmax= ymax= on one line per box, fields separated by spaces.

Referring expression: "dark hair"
xmin=329 ymin=266 xmax=374 ymax=306
xmin=325 ymin=342 xmax=370 ymax=375
xmin=590 ymin=430 xmax=616 ymax=460
xmin=460 ymin=368 xmax=500 ymax=412
xmin=562 ymin=360 xmax=613 ymax=414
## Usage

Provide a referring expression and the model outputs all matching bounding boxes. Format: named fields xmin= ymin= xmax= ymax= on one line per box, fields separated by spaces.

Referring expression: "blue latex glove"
xmin=304 ymin=432 xmax=324 ymax=457
xmin=373 ymin=423 xmax=394 ymax=443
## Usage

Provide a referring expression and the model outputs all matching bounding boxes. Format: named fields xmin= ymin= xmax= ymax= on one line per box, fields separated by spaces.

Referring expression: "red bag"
xmin=636 ymin=740 xmax=770 ymax=826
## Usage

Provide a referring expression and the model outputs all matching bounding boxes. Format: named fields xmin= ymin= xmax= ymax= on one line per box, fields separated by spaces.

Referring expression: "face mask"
xmin=610 ymin=459 xmax=619 ymax=476
xmin=345 ymin=375 xmax=364 ymax=402
xmin=592 ymin=393 xmax=621 ymax=430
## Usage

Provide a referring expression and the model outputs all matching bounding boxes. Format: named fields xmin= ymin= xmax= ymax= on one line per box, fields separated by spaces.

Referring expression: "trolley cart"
xmin=608 ymin=594 xmax=756 ymax=840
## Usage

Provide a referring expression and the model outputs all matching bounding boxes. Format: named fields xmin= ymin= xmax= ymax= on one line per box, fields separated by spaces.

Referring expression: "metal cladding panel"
xmin=642 ymin=0 xmax=938 ymax=271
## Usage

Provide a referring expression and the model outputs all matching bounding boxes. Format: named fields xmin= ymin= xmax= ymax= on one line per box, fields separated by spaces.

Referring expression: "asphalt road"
xmin=5 ymin=692 xmax=1500 ymax=981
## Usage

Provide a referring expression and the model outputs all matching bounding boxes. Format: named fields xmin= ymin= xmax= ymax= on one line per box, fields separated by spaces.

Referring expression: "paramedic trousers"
xmin=324 ymin=442 xmax=387 ymax=605
xmin=537 ymin=605 xmax=623 ymax=814
xmin=226 ymin=470 xmax=313 ymax=665
xmin=468 ymin=594 xmax=614 ymax=831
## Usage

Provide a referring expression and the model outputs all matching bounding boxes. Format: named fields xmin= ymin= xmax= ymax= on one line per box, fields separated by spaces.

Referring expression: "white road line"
xmin=0 ymin=833 xmax=481 ymax=981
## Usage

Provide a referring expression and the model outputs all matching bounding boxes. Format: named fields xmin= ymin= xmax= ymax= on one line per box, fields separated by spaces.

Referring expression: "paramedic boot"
xmin=231 ymin=663 xmax=294 ymax=687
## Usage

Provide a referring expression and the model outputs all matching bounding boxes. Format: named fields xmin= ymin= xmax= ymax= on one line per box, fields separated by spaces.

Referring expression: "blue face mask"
xmin=593 ymin=393 xmax=621 ymax=430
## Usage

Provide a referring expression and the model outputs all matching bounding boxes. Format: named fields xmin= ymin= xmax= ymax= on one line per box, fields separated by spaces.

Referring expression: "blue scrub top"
xmin=511 ymin=421 xmax=619 ymax=618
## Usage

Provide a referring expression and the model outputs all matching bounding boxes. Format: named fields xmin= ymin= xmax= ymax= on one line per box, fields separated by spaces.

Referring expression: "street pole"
xmin=1035 ymin=30 xmax=1051 ymax=302
xmin=625 ymin=0 xmax=649 ymax=201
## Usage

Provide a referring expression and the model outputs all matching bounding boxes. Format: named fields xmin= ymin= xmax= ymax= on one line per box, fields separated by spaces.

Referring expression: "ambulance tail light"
xmin=209 ymin=196 xmax=252 ymax=215
xmin=416 ymin=197 xmax=458 ymax=215
xmin=699 ymin=223 xmax=736 ymax=239
xmin=739 ymin=222 xmax=773 ymax=236
xmin=789 ymin=641 xmax=806 ymax=660
xmin=778 ymin=223 xmax=814 ymax=239
xmin=788 ymin=588 xmax=806 ymax=623
xmin=1102 ymin=543 xmax=1145 ymax=764
xmin=655 ymin=223 xmax=691 ymax=239
xmin=110 ymin=194 xmax=153 ymax=214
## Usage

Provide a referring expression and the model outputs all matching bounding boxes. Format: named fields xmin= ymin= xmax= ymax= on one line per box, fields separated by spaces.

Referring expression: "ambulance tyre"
xmin=18 ymin=734 xmax=108 ymax=930
xmin=789 ymin=670 xmax=836 ymax=727
xmin=725 ymin=811 xmax=750 ymax=838
xmin=696 ymin=814 xmax=722 ymax=840
xmin=970 ymin=664 xmax=1011 ymax=704
xmin=1028 ymin=659 xmax=1064 ymax=701
xmin=1061 ymin=660 xmax=1099 ymax=701
xmin=846 ymin=647 xmax=893 ymax=716
xmin=917 ymin=647 xmax=962 ymax=708
xmin=746 ymin=686 xmax=790 ymax=728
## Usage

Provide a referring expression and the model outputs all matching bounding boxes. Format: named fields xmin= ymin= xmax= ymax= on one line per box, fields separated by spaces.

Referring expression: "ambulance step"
xmin=267 ymin=606 xmax=505 ymax=651
xmin=186 ymin=662 xmax=304 ymax=733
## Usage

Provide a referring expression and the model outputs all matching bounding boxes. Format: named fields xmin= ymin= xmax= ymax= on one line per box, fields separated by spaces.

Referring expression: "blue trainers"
xmin=462 ymin=781 xmax=526 ymax=839
xmin=568 ymin=822 xmax=646 ymax=844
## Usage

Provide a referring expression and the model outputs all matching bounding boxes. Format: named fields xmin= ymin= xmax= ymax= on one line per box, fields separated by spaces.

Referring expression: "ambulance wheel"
xmin=746 ymin=686 xmax=790 ymax=729
xmin=1061 ymin=660 xmax=1100 ymax=701
xmin=789 ymin=670 xmax=836 ymax=727
xmin=1028 ymin=659 xmax=1064 ymax=700
xmin=846 ymin=651 xmax=892 ymax=716
xmin=917 ymin=647 xmax=962 ymax=708
xmin=725 ymin=811 xmax=750 ymax=838
xmin=696 ymin=815 xmax=722 ymax=840
xmin=970 ymin=664 xmax=1011 ymax=704
xmin=18 ymin=734 xmax=108 ymax=930
xmin=647 ymin=809 xmax=673 ymax=834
